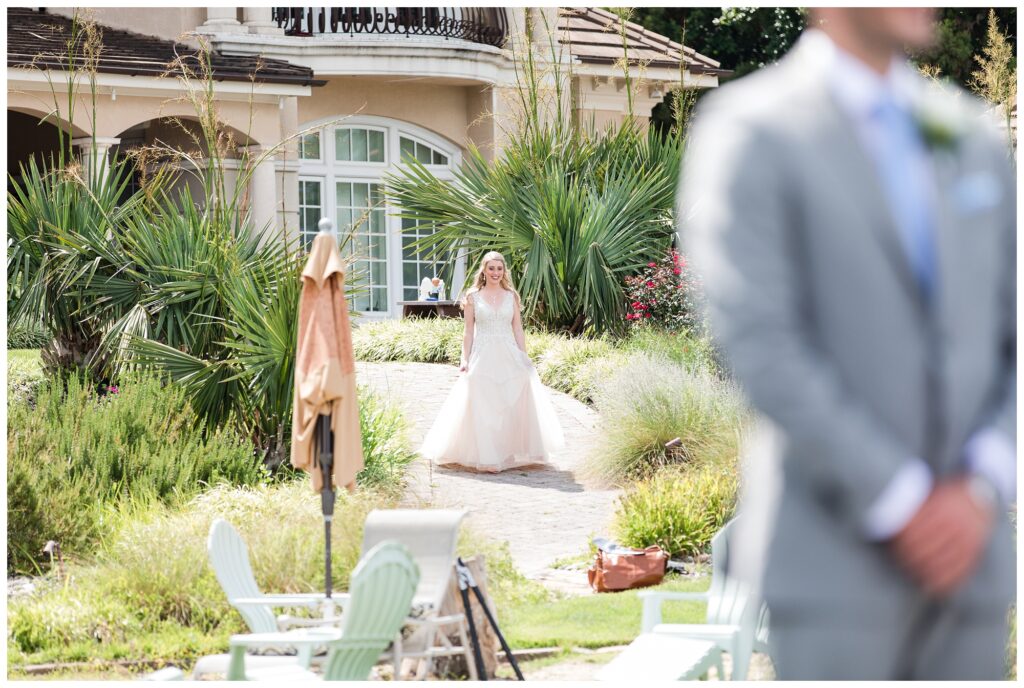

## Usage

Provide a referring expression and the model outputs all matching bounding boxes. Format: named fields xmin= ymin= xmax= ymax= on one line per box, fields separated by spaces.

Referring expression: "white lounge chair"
xmin=637 ymin=518 xmax=770 ymax=680
xmin=198 ymin=519 xmax=342 ymax=678
xmin=361 ymin=508 xmax=477 ymax=680
xmin=205 ymin=510 xmax=475 ymax=680
xmin=597 ymin=634 xmax=723 ymax=681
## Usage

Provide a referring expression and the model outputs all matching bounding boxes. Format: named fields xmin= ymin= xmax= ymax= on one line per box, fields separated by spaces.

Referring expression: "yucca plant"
xmin=387 ymin=120 xmax=682 ymax=335
xmin=7 ymin=154 xmax=166 ymax=375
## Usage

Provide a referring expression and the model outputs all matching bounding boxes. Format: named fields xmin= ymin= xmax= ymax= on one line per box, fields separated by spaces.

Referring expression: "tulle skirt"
xmin=419 ymin=336 xmax=565 ymax=472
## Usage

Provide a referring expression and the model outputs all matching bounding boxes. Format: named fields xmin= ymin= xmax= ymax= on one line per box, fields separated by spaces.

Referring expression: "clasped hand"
xmin=889 ymin=477 xmax=995 ymax=599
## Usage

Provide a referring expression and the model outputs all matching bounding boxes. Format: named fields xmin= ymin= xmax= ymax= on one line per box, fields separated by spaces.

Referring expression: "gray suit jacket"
xmin=681 ymin=40 xmax=1015 ymax=625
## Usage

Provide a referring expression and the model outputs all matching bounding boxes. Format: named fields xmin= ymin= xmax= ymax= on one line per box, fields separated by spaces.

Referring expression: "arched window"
xmin=296 ymin=116 xmax=461 ymax=318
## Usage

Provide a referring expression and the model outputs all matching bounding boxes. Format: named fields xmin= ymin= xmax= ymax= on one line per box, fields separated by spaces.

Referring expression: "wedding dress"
xmin=419 ymin=289 xmax=565 ymax=472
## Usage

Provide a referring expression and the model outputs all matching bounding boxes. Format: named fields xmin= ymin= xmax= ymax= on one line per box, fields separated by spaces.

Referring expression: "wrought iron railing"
xmin=272 ymin=7 xmax=508 ymax=47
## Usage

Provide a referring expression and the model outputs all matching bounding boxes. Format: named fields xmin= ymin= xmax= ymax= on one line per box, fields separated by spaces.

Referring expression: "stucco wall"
xmin=47 ymin=7 xmax=206 ymax=43
xmin=298 ymin=77 xmax=474 ymax=153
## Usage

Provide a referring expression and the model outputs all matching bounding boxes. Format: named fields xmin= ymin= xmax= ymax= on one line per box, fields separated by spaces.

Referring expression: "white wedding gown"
xmin=420 ymin=290 xmax=565 ymax=472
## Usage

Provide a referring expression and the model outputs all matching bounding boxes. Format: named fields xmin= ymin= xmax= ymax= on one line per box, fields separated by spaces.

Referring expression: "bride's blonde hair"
xmin=463 ymin=251 xmax=520 ymax=306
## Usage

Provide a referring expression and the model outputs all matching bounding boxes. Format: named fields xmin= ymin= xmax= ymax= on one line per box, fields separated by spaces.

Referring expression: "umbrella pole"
xmin=316 ymin=413 xmax=336 ymax=605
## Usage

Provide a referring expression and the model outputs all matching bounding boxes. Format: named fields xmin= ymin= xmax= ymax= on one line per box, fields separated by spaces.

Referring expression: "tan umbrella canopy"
xmin=291 ymin=230 xmax=364 ymax=493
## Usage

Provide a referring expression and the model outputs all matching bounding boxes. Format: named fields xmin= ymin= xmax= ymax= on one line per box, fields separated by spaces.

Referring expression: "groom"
xmin=682 ymin=8 xmax=1015 ymax=680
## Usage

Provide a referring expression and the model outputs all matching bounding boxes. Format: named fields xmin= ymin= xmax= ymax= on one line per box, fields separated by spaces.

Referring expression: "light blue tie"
xmin=870 ymin=97 xmax=938 ymax=301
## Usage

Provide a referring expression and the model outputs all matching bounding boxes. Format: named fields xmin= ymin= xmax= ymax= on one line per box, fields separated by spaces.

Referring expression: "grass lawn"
xmin=8 ymin=348 xmax=42 ymax=373
xmin=500 ymin=573 xmax=708 ymax=650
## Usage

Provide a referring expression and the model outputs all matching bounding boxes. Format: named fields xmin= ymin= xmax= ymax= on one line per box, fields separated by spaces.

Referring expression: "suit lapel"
xmin=810 ymin=87 xmax=926 ymax=310
xmin=928 ymin=147 xmax=963 ymax=331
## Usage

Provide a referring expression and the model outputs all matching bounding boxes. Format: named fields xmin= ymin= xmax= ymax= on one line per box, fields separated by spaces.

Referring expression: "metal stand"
xmin=315 ymin=413 xmax=336 ymax=601
xmin=455 ymin=557 xmax=524 ymax=681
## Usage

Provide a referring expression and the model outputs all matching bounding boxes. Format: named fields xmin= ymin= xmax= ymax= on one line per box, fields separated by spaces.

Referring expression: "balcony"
xmin=271 ymin=7 xmax=508 ymax=48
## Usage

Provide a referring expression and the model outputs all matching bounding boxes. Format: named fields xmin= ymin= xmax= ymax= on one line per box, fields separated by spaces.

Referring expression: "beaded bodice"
xmin=472 ymin=289 xmax=515 ymax=342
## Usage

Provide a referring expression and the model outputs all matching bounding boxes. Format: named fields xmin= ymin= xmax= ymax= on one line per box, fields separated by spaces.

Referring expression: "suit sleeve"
xmin=990 ymin=139 xmax=1016 ymax=443
xmin=680 ymin=99 xmax=917 ymax=527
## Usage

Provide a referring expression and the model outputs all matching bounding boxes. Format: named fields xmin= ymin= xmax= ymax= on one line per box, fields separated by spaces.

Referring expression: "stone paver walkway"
xmin=356 ymin=361 xmax=621 ymax=589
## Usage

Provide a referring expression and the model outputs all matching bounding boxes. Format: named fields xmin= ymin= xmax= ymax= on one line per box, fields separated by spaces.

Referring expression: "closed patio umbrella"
xmin=291 ymin=218 xmax=364 ymax=604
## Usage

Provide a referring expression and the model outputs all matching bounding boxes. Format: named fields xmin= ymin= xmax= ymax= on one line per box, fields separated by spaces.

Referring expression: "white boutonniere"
xmin=911 ymin=81 xmax=975 ymax=151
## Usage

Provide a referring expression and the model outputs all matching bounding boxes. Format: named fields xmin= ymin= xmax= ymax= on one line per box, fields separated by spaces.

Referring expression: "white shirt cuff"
xmin=862 ymin=459 xmax=933 ymax=541
xmin=963 ymin=427 xmax=1016 ymax=504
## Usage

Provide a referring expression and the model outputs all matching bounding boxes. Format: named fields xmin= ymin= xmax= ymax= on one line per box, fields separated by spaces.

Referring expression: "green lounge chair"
xmin=225 ymin=540 xmax=420 ymax=681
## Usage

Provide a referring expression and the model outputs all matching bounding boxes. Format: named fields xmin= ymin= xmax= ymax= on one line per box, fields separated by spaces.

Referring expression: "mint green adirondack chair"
xmin=225 ymin=540 xmax=420 ymax=681
xmin=637 ymin=518 xmax=770 ymax=680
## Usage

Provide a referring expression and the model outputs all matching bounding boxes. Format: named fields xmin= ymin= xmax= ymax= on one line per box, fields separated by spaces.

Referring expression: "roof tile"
xmin=7 ymin=8 xmax=324 ymax=87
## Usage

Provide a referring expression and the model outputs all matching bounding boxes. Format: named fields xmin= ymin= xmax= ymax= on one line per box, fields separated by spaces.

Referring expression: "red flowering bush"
xmin=623 ymin=249 xmax=703 ymax=331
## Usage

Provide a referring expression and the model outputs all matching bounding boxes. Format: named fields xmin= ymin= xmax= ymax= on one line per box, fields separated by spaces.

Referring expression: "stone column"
xmin=71 ymin=137 xmax=120 ymax=185
xmin=277 ymin=96 xmax=301 ymax=246
xmin=242 ymin=145 xmax=279 ymax=241
xmin=197 ymin=7 xmax=246 ymax=35
xmin=243 ymin=7 xmax=284 ymax=35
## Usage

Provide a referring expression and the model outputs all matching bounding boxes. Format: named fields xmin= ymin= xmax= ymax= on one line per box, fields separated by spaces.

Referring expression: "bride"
xmin=420 ymin=251 xmax=565 ymax=472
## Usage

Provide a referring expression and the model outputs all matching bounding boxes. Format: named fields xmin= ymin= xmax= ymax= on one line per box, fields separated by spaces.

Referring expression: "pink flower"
xmin=631 ymin=301 xmax=642 ymax=309
xmin=646 ymin=281 xmax=655 ymax=288
xmin=673 ymin=268 xmax=681 ymax=275
xmin=644 ymin=312 xmax=652 ymax=318
xmin=648 ymin=262 xmax=657 ymax=268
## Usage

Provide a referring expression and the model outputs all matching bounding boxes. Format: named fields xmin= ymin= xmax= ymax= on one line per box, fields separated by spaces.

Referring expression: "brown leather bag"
xmin=587 ymin=545 xmax=668 ymax=593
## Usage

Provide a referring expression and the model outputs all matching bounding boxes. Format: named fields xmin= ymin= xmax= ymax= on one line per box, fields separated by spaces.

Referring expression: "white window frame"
xmin=398 ymin=133 xmax=451 ymax=167
xmin=296 ymin=115 xmax=464 ymax=319
xmin=333 ymin=125 xmax=388 ymax=167
xmin=298 ymin=132 xmax=324 ymax=162
xmin=297 ymin=175 xmax=325 ymax=249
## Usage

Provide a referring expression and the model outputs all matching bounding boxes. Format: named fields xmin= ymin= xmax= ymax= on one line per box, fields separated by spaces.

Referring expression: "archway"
xmin=7 ymin=110 xmax=78 ymax=192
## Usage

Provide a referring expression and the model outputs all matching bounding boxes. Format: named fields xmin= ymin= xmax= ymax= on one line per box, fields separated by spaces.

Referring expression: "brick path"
xmin=355 ymin=362 xmax=621 ymax=589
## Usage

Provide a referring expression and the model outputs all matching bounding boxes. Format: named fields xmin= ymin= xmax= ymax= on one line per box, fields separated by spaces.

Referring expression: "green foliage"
xmin=6 ymin=21 xmax=335 ymax=463
xmin=534 ymin=336 xmax=616 ymax=401
xmin=122 ymin=206 xmax=307 ymax=464
xmin=613 ymin=464 xmax=739 ymax=558
xmin=968 ymin=9 xmax=1017 ymax=153
xmin=913 ymin=8 xmax=1017 ymax=87
xmin=639 ymin=7 xmax=805 ymax=135
xmin=587 ymin=353 xmax=746 ymax=484
xmin=349 ymin=317 xmax=723 ymax=406
xmin=7 ymin=154 xmax=164 ymax=375
xmin=7 ymin=483 xmax=394 ymax=664
xmin=352 ymin=318 xmax=465 ymax=364
xmin=387 ymin=119 xmax=682 ymax=336
xmin=7 ymin=349 xmax=45 ymax=407
xmin=7 ymin=373 xmax=266 ymax=573
xmin=354 ymin=386 xmax=418 ymax=495
xmin=7 ymin=319 xmax=50 ymax=349
xmin=618 ymin=328 xmax=721 ymax=373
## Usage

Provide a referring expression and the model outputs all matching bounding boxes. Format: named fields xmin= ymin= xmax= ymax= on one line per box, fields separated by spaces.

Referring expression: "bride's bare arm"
xmin=512 ymin=292 xmax=527 ymax=353
xmin=460 ymin=295 xmax=475 ymax=372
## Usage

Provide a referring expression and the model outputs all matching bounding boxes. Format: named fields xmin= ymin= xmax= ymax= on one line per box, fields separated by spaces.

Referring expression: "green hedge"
xmin=613 ymin=463 xmax=739 ymax=558
xmin=7 ymin=374 xmax=266 ymax=573
xmin=7 ymin=368 xmax=418 ymax=574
